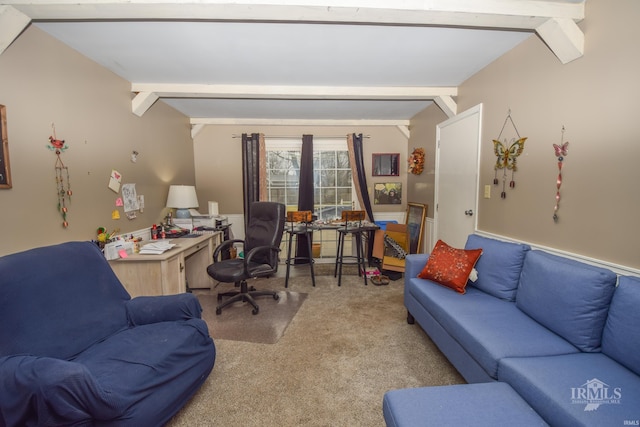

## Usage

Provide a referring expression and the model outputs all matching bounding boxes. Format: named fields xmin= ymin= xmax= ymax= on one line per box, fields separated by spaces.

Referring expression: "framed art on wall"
xmin=374 ymin=182 xmax=402 ymax=204
xmin=372 ymin=153 xmax=399 ymax=176
xmin=0 ymin=105 xmax=11 ymax=189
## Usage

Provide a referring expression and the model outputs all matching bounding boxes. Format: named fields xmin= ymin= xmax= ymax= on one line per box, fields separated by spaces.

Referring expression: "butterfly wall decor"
xmin=492 ymin=111 xmax=527 ymax=198
xmin=553 ymin=127 xmax=569 ymax=223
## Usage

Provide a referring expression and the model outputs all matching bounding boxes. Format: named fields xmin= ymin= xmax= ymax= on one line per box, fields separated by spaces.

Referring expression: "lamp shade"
xmin=166 ymin=185 xmax=199 ymax=218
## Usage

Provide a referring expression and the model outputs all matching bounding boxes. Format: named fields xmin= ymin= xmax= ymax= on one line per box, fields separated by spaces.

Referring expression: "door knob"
xmin=465 ymin=210 xmax=474 ymax=216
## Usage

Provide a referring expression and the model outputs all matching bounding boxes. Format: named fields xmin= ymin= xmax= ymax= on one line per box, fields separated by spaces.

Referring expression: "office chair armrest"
xmin=243 ymin=245 xmax=281 ymax=276
xmin=212 ymin=239 xmax=244 ymax=262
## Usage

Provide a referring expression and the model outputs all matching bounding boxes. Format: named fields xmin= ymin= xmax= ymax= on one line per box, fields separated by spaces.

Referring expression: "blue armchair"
xmin=0 ymin=241 xmax=215 ymax=426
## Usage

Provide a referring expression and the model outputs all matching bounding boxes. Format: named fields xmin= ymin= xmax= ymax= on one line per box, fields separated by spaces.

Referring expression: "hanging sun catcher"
xmin=47 ymin=124 xmax=72 ymax=228
xmin=552 ymin=126 xmax=569 ymax=223
xmin=492 ymin=111 xmax=527 ymax=199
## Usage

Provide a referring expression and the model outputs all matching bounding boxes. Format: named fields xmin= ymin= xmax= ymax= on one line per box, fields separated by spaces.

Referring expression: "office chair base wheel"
xmin=252 ymin=307 xmax=259 ymax=315
xmin=216 ymin=307 xmax=222 ymax=315
xmin=273 ymin=293 xmax=280 ymax=300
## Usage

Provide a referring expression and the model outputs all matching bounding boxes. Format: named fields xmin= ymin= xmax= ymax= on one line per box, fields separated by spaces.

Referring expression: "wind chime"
xmin=48 ymin=124 xmax=72 ymax=228
xmin=552 ymin=126 xmax=569 ymax=223
xmin=492 ymin=111 xmax=527 ymax=199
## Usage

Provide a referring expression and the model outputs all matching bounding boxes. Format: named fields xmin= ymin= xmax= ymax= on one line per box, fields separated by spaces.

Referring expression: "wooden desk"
xmin=108 ymin=233 xmax=221 ymax=297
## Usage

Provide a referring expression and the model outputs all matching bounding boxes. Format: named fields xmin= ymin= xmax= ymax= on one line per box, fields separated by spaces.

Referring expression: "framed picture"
xmin=374 ymin=182 xmax=402 ymax=205
xmin=405 ymin=203 xmax=428 ymax=253
xmin=0 ymin=105 xmax=11 ymax=189
xmin=372 ymin=153 xmax=399 ymax=176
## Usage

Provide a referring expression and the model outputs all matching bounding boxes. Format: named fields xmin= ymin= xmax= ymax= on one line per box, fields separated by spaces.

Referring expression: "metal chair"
xmin=284 ymin=211 xmax=316 ymax=288
xmin=334 ymin=210 xmax=367 ymax=286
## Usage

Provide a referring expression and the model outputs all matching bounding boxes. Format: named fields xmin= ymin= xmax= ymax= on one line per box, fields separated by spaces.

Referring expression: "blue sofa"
xmin=384 ymin=234 xmax=640 ymax=426
xmin=0 ymin=242 xmax=216 ymax=426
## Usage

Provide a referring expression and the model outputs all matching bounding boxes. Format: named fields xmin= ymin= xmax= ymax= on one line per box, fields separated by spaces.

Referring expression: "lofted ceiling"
xmin=0 ymin=1 xmax=585 ymax=134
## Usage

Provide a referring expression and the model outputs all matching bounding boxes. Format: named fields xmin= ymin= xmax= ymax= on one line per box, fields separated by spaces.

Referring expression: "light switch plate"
xmin=484 ymin=185 xmax=491 ymax=199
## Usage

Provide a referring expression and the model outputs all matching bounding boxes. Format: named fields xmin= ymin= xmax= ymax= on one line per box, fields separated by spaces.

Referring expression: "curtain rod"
xmin=232 ymin=134 xmax=370 ymax=139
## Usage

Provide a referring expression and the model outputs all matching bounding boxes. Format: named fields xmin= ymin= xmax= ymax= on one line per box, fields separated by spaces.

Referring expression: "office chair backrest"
xmin=245 ymin=201 xmax=286 ymax=266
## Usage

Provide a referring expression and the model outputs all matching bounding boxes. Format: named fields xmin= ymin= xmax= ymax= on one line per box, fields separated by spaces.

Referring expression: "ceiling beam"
xmin=190 ymin=118 xmax=411 ymax=138
xmin=0 ymin=6 xmax=31 ymax=55
xmin=5 ymin=1 xmax=585 ymax=64
xmin=6 ymin=1 xmax=584 ymax=28
xmin=132 ymin=83 xmax=458 ymax=100
xmin=536 ymin=17 xmax=584 ymax=64
xmin=131 ymin=91 xmax=159 ymax=117
xmin=132 ymin=83 xmax=457 ymax=116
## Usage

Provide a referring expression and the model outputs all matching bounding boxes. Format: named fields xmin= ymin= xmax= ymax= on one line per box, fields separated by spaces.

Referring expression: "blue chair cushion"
xmin=499 ymin=353 xmax=640 ymax=426
xmin=602 ymin=275 xmax=640 ymax=375
xmin=516 ymin=250 xmax=617 ymax=352
xmin=465 ymin=234 xmax=530 ymax=301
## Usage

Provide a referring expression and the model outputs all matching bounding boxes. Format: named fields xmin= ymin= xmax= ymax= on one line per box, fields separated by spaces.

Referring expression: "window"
xmin=266 ymin=139 xmax=356 ymax=260
xmin=266 ymin=139 xmax=355 ymax=220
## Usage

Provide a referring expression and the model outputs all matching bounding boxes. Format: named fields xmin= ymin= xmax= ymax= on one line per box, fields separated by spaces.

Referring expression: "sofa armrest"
xmin=126 ymin=293 xmax=203 ymax=326
xmin=405 ymin=253 xmax=430 ymax=280
xmin=0 ymin=355 xmax=125 ymax=425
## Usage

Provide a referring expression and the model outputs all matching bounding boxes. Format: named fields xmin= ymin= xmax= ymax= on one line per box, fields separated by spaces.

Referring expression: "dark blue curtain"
xmin=242 ymin=133 xmax=261 ymax=232
xmin=352 ymin=133 xmax=375 ymax=222
xmin=295 ymin=134 xmax=314 ymax=262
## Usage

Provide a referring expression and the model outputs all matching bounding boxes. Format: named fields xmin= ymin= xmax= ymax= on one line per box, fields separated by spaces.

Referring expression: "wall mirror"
xmin=405 ymin=202 xmax=428 ymax=254
xmin=372 ymin=153 xmax=399 ymax=176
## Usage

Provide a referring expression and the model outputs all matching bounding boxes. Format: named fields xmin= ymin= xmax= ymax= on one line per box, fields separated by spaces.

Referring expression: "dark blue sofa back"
xmin=0 ymin=242 xmax=131 ymax=359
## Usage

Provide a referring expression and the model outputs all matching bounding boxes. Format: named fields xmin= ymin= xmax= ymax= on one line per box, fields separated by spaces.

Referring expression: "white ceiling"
xmin=1 ymin=1 xmax=585 ymax=126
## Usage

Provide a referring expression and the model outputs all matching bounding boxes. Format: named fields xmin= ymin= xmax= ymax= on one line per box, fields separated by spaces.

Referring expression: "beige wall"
xmin=0 ymin=26 xmax=195 ymax=256
xmin=406 ymin=104 xmax=448 ymax=219
xmin=193 ymin=125 xmax=409 ymax=216
xmin=411 ymin=0 xmax=640 ymax=269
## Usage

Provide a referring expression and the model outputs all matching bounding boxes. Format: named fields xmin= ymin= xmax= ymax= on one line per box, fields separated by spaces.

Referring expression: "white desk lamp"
xmin=166 ymin=185 xmax=199 ymax=218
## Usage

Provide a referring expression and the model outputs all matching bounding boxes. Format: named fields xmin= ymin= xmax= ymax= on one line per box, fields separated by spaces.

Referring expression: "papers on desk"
xmin=139 ymin=241 xmax=176 ymax=255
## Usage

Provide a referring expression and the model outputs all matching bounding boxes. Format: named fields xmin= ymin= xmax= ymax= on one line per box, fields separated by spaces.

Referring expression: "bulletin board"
xmin=405 ymin=202 xmax=428 ymax=254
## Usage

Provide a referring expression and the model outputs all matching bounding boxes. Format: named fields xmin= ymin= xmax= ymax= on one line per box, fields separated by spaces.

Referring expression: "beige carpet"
xmin=169 ymin=272 xmax=464 ymax=427
xmin=198 ymin=291 xmax=307 ymax=344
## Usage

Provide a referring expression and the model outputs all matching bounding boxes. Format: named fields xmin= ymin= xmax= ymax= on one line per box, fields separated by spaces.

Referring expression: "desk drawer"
xmin=183 ymin=241 xmax=207 ymax=257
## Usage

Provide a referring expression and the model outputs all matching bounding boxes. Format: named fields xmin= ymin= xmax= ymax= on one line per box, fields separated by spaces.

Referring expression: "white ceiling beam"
xmin=5 ymin=1 xmax=585 ymax=64
xmin=536 ymin=17 xmax=584 ymax=64
xmin=0 ymin=6 xmax=31 ymax=55
xmin=396 ymin=125 xmax=410 ymax=140
xmin=190 ymin=118 xmax=410 ymax=126
xmin=190 ymin=117 xmax=411 ymax=138
xmin=132 ymin=83 xmax=457 ymax=101
xmin=131 ymin=91 xmax=159 ymax=117
xmin=434 ymin=95 xmax=458 ymax=118
xmin=6 ymin=1 xmax=584 ymax=30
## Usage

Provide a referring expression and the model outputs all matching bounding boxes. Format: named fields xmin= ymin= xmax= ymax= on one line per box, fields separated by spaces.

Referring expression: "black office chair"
xmin=207 ymin=201 xmax=286 ymax=315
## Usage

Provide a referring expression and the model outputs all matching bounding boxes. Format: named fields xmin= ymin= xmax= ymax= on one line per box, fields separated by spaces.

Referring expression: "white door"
xmin=434 ymin=104 xmax=482 ymax=248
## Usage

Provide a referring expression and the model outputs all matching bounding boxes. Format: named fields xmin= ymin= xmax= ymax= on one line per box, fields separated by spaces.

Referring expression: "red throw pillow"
xmin=418 ymin=240 xmax=482 ymax=294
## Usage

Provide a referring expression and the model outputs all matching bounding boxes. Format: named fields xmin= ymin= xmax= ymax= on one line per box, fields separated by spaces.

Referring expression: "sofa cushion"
xmin=464 ymin=234 xmax=530 ymax=301
xmin=602 ymin=275 xmax=640 ymax=375
xmin=0 ymin=242 xmax=130 ymax=360
xmin=407 ymin=278 xmax=578 ymax=379
xmin=516 ymin=250 xmax=617 ymax=352
xmin=417 ymin=239 xmax=482 ymax=294
xmin=383 ymin=382 xmax=548 ymax=427
xmin=499 ymin=353 xmax=640 ymax=426
xmin=73 ymin=319 xmax=215 ymax=424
